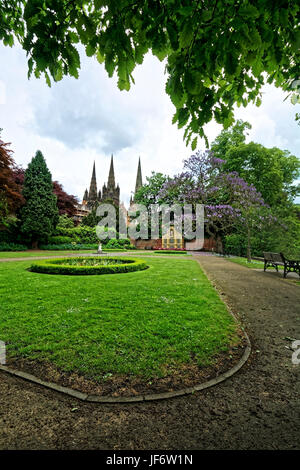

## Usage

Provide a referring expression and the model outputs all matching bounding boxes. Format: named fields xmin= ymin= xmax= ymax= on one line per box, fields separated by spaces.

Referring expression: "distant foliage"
xmin=53 ymin=181 xmax=78 ymax=217
xmin=0 ymin=133 xmax=24 ymax=223
xmin=81 ymin=208 xmax=101 ymax=227
xmin=211 ymin=120 xmax=300 ymax=207
xmin=39 ymin=243 xmax=98 ymax=251
xmin=47 ymin=235 xmax=73 ymax=245
xmin=159 ymin=150 xmax=275 ymax=260
xmin=105 ymin=238 xmax=129 ymax=250
xmin=0 ymin=242 xmax=27 ymax=251
xmin=11 ymin=167 xmax=78 ymax=218
xmin=53 ymin=226 xmax=99 ymax=244
xmin=56 ymin=214 xmax=75 ymax=229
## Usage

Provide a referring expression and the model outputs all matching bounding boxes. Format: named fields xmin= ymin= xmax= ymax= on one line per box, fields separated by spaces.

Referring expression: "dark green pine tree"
xmin=20 ymin=150 xmax=59 ymax=247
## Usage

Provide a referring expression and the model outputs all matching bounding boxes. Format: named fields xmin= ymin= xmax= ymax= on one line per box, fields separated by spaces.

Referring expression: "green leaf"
xmin=44 ymin=71 xmax=51 ymax=87
xmin=179 ymin=19 xmax=194 ymax=49
xmin=96 ymin=50 xmax=105 ymax=64
xmin=54 ymin=65 xmax=63 ymax=82
xmin=191 ymin=136 xmax=197 ymax=151
xmin=86 ymin=44 xmax=96 ymax=57
xmin=239 ymin=4 xmax=259 ymax=18
xmin=177 ymin=107 xmax=189 ymax=129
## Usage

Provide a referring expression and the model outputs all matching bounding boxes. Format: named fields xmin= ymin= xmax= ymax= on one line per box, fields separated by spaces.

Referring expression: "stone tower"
xmin=130 ymin=157 xmax=143 ymax=205
xmin=135 ymin=157 xmax=143 ymax=194
xmin=86 ymin=161 xmax=100 ymax=208
xmin=102 ymin=155 xmax=120 ymax=207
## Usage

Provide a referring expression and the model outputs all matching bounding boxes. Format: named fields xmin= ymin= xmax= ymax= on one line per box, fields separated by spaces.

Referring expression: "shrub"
xmin=39 ymin=243 xmax=98 ymax=250
xmin=223 ymin=234 xmax=246 ymax=257
xmin=29 ymin=257 xmax=149 ymax=275
xmin=52 ymin=226 xmax=98 ymax=244
xmin=56 ymin=214 xmax=75 ymax=229
xmin=154 ymin=250 xmax=187 ymax=254
xmin=47 ymin=236 xmax=73 ymax=245
xmin=105 ymin=238 xmax=124 ymax=250
xmin=0 ymin=242 xmax=27 ymax=251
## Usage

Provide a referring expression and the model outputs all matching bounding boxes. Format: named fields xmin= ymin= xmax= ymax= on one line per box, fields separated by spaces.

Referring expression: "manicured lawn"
xmin=0 ymin=257 xmax=239 ymax=380
xmin=0 ymin=250 xmax=95 ymax=258
xmin=226 ymin=256 xmax=283 ymax=271
xmin=0 ymin=249 xmax=145 ymax=259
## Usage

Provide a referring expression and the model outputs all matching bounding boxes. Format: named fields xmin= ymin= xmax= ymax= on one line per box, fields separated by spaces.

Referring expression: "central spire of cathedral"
xmin=102 ymin=154 xmax=120 ymax=207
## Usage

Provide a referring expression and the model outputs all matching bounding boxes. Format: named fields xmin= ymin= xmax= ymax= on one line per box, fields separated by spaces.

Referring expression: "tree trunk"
xmin=32 ymin=239 xmax=38 ymax=249
xmin=216 ymin=235 xmax=223 ymax=254
xmin=246 ymin=226 xmax=251 ymax=262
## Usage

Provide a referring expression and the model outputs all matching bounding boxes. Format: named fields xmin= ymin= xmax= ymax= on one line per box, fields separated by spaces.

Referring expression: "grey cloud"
xmin=30 ymin=54 xmax=141 ymax=153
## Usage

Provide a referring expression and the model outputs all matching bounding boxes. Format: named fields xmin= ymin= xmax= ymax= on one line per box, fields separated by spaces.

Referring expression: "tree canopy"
xmin=211 ymin=120 xmax=300 ymax=207
xmin=10 ymin=166 xmax=79 ymax=216
xmin=1 ymin=1 xmax=299 ymax=145
xmin=158 ymin=150 xmax=275 ymax=259
xmin=0 ymin=132 xmax=24 ymax=223
xmin=134 ymin=172 xmax=169 ymax=208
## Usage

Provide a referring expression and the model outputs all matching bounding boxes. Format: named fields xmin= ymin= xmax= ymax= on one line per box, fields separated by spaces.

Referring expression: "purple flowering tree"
xmin=159 ymin=151 xmax=275 ymax=261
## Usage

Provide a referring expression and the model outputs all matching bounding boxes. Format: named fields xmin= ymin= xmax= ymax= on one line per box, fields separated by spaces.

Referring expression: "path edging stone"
xmin=0 ymin=337 xmax=251 ymax=404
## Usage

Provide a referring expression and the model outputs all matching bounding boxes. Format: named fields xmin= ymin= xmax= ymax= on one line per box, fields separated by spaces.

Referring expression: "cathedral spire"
xmin=83 ymin=188 xmax=88 ymax=202
xmin=135 ymin=157 xmax=143 ymax=195
xmin=102 ymin=154 xmax=120 ymax=207
xmin=88 ymin=161 xmax=98 ymax=201
xmin=108 ymin=154 xmax=115 ymax=188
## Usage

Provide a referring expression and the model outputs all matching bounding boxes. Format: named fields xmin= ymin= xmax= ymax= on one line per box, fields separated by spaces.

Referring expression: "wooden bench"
xmin=263 ymin=252 xmax=300 ymax=278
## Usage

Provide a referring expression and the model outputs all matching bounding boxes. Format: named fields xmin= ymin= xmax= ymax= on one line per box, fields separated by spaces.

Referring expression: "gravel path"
xmin=0 ymin=254 xmax=299 ymax=450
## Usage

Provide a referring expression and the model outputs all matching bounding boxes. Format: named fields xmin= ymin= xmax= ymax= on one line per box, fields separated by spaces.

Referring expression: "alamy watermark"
xmin=0 ymin=340 xmax=6 ymax=365
xmin=291 ymin=79 xmax=300 ymax=105
xmin=95 ymin=203 xmax=204 ymax=246
xmin=291 ymin=340 xmax=300 ymax=365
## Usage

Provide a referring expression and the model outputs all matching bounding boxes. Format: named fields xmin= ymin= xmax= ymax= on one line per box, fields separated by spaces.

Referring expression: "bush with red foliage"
xmin=10 ymin=167 xmax=78 ymax=218
xmin=0 ymin=137 xmax=24 ymax=218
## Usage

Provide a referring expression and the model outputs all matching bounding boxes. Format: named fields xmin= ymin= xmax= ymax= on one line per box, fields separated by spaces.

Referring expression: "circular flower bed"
xmin=29 ymin=257 xmax=149 ymax=275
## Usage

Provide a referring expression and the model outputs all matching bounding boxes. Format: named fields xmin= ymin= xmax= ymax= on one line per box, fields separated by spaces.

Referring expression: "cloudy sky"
xmin=0 ymin=43 xmax=299 ymax=206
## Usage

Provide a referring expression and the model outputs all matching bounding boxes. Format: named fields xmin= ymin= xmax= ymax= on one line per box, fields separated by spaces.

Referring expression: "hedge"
xmin=39 ymin=243 xmax=99 ymax=250
xmin=0 ymin=242 xmax=28 ymax=251
xmin=47 ymin=236 xmax=73 ymax=245
xmin=154 ymin=250 xmax=187 ymax=254
xmin=52 ymin=226 xmax=99 ymax=244
xmin=29 ymin=257 xmax=149 ymax=275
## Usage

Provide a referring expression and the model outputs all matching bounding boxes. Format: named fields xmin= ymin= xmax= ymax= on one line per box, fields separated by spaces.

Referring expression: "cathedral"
xmin=82 ymin=155 xmax=143 ymax=210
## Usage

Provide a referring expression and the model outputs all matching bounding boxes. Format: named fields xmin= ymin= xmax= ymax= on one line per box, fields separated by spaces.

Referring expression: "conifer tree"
xmin=20 ymin=150 xmax=58 ymax=247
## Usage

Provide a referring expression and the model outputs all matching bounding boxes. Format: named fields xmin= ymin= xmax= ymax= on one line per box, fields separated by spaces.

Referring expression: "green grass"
xmin=0 ymin=257 xmax=238 ymax=380
xmin=0 ymin=248 xmax=142 ymax=259
xmin=226 ymin=256 xmax=283 ymax=271
xmin=0 ymin=249 xmax=95 ymax=258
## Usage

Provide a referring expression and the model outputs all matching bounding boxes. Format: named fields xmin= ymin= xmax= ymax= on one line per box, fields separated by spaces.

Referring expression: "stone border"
xmin=0 ymin=337 xmax=251 ymax=404
xmin=0 ymin=335 xmax=250 ymax=402
xmin=0 ymin=255 xmax=251 ymax=403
